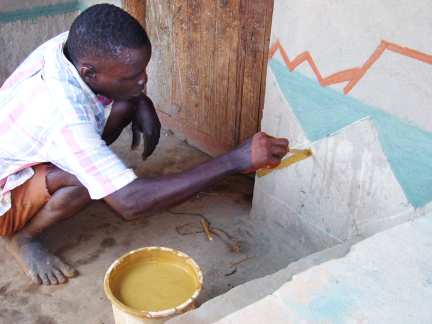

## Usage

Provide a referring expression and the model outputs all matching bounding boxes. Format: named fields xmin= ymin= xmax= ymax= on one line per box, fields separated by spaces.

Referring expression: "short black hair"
xmin=66 ymin=4 xmax=150 ymax=64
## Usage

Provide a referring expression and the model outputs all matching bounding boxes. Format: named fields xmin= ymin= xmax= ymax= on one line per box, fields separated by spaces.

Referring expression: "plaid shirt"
xmin=0 ymin=32 xmax=137 ymax=216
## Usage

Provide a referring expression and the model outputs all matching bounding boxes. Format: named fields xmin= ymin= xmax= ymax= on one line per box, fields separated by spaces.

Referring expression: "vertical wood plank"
xmin=258 ymin=0 xmax=274 ymax=126
xmin=198 ymin=0 xmax=216 ymax=135
xmin=215 ymin=0 xmax=241 ymax=146
xmin=237 ymin=0 xmax=273 ymax=143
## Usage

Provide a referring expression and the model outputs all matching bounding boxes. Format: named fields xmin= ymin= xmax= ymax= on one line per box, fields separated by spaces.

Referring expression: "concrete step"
xmin=212 ymin=214 xmax=432 ymax=323
xmin=167 ymin=241 xmax=353 ymax=324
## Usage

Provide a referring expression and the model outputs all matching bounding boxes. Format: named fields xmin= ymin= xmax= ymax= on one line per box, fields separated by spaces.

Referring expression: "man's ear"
xmin=78 ymin=64 xmax=97 ymax=84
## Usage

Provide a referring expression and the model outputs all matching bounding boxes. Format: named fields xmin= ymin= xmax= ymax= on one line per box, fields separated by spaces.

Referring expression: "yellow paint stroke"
xmin=257 ymin=148 xmax=313 ymax=177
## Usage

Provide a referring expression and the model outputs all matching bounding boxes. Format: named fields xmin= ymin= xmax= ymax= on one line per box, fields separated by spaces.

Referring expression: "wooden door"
xmin=123 ymin=0 xmax=274 ymax=156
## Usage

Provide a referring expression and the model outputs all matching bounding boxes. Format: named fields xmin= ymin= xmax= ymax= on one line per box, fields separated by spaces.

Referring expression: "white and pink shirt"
xmin=0 ymin=32 xmax=137 ymax=216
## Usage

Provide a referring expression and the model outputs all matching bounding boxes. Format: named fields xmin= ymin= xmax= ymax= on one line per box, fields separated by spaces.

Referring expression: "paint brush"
xmin=256 ymin=148 xmax=313 ymax=177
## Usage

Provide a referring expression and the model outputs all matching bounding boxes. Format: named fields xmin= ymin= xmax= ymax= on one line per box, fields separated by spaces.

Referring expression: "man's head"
xmin=65 ymin=4 xmax=151 ymax=101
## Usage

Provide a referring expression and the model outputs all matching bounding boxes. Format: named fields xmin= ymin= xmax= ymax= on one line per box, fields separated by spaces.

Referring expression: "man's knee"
xmin=46 ymin=165 xmax=83 ymax=194
xmin=65 ymin=185 xmax=91 ymax=202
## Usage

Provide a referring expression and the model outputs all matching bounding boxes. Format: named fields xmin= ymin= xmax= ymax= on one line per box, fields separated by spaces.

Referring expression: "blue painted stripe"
xmin=270 ymin=58 xmax=432 ymax=208
xmin=0 ymin=1 xmax=82 ymax=24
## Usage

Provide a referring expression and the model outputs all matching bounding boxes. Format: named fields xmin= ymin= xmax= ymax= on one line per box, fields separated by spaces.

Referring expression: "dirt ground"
xmin=0 ymin=130 xmax=302 ymax=324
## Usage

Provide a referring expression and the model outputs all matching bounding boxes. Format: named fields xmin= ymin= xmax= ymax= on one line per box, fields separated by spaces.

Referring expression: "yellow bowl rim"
xmin=104 ymin=246 xmax=203 ymax=319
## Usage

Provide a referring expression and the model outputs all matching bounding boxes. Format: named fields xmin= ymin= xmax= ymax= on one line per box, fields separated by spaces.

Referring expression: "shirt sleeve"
xmin=46 ymin=121 xmax=137 ymax=200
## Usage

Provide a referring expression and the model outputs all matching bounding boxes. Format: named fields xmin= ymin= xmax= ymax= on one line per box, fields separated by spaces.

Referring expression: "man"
xmin=0 ymin=4 xmax=288 ymax=286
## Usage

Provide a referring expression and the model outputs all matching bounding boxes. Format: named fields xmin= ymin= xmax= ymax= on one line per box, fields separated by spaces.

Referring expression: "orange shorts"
xmin=0 ymin=164 xmax=51 ymax=236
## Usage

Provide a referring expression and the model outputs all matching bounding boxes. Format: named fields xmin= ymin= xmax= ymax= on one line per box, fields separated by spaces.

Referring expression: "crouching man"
xmin=0 ymin=4 xmax=289 ymax=285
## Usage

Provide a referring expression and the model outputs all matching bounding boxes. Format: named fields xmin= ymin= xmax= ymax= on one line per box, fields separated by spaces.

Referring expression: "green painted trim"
xmin=0 ymin=1 xmax=83 ymax=24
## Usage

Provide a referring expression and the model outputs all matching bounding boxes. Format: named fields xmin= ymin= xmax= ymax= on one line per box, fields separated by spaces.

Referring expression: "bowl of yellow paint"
xmin=104 ymin=246 xmax=203 ymax=323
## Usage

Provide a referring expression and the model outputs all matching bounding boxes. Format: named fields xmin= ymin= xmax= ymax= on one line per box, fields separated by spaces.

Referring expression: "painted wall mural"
xmin=268 ymin=41 xmax=432 ymax=208
xmin=252 ymin=0 xmax=432 ymax=245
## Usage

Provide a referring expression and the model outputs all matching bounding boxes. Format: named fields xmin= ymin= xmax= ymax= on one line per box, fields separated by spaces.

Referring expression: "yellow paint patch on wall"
xmin=257 ymin=149 xmax=313 ymax=177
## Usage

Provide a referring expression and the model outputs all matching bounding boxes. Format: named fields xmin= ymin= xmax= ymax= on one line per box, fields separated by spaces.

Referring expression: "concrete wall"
xmin=0 ymin=0 xmax=121 ymax=84
xmin=252 ymin=0 xmax=432 ymax=253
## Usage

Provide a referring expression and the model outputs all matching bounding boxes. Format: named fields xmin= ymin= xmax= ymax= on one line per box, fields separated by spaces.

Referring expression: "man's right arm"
xmin=104 ymin=132 xmax=288 ymax=220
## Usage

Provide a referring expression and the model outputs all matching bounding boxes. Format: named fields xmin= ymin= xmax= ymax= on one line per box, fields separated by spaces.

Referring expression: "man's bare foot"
xmin=5 ymin=232 xmax=77 ymax=285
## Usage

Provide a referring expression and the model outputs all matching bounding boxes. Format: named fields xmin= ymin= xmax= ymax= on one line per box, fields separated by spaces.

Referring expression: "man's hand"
xmin=131 ymin=96 xmax=161 ymax=159
xmin=233 ymin=132 xmax=289 ymax=173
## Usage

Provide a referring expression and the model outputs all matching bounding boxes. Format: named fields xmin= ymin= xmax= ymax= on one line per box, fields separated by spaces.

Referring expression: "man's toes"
xmin=40 ymin=273 xmax=50 ymax=285
xmin=56 ymin=261 xmax=76 ymax=278
xmin=53 ymin=268 xmax=67 ymax=284
xmin=47 ymin=272 xmax=58 ymax=285
xmin=28 ymin=271 xmax=42 ymax=285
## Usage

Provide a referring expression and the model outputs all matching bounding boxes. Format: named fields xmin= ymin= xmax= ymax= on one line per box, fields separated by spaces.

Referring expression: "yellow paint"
xmin=114 ymin=260 xmax=197 ymax=312
xmin=257 ymin=148 xmax=313 ymax=177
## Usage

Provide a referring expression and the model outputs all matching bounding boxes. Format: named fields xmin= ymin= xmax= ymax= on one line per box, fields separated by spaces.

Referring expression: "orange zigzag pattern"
xmin=269 ymin=39 xmax=432 ymax=94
